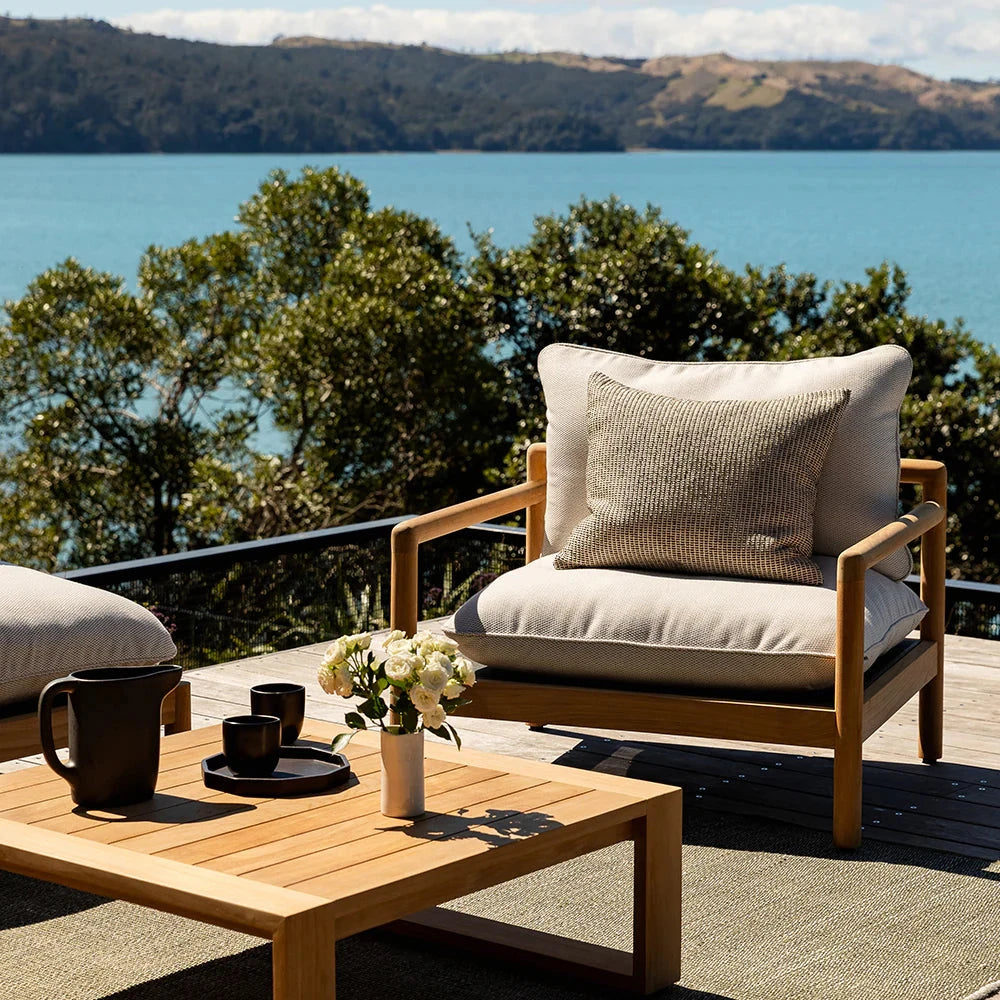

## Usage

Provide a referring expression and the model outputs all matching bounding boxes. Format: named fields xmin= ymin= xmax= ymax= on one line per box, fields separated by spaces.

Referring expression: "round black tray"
xmin=201 ymin=746 xmax=351 ymax=796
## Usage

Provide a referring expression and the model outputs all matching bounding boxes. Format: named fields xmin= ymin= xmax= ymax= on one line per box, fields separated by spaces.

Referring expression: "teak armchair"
xmin=390 ymin=444 xmax=947 ymax=849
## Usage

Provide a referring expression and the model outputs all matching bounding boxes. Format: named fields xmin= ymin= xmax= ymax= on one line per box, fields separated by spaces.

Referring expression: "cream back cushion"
xmin=555 ymin=374 xmax=849 ymax=585
xmin=0 ymin=565 xmax=177 ymax=707
xmin=538 ymin=344 xmax=912 ymax=580
xmin=447 ymin=555 xmax=927 ymax=692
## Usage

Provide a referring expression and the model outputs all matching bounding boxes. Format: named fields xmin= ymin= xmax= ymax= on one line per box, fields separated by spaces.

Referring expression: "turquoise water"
xmin=2 ymin=151 xmax=999 ymax=344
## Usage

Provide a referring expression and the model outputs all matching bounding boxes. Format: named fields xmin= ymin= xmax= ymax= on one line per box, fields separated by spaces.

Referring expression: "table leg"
xmin=632 ymin=792 xmax=682 ymax=993
xmin=273 ymin=907 xmax=337 ymax=1000
xmin=390 ymin=796 xmax=683 ymax=995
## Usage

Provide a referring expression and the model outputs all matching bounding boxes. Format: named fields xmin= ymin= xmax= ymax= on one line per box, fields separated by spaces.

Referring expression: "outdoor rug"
xmin=1 ymin=807 xmax=998 ymax=1000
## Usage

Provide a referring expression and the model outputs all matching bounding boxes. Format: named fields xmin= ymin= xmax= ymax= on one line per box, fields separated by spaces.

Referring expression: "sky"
xmin=9 ymin=1 xmax=1000 ymax=81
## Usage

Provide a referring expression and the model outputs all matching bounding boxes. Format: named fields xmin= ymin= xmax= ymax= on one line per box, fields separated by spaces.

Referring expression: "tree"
xmin=0 ymin=167 xmax=510 ymax=569
xmin=0 ymin=249 xmax=261 ymax=569
xmin=237 ymin=206 xmax=510 ymax=538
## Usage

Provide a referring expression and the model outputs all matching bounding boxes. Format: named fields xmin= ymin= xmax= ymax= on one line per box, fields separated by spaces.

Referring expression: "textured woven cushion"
xmin=446 ymin=555 xmax=927 ymax=692
xmin=538 ymin=343 xmax=912 ymax=580
xmin=0 ymin=565 xmax=177 ymax=707
xmin=554 ymin=373 xmax=849 ymax=585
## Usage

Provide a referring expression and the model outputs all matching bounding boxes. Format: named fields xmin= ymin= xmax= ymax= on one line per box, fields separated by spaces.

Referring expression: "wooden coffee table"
xmin=0 ymin=720 xmax=681 ymax=999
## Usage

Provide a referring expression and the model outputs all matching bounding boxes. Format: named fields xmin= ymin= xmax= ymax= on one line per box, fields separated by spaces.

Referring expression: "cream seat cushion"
xmin=538 ymin=343 xmax=912 ymax=580
xmin=0 ymin=565 xmax=177 ymax=707
xmin=446 ymin=555 xmax=927 ymax=692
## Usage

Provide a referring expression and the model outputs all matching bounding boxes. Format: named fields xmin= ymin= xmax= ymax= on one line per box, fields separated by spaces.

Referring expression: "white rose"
xmin=431 ymin=636 xmax=459 ymax=655
xmin=322 ymin=637 xmax=347 ymax=666
xmin=317 ymin=665 xmax=338 ymax=695
xmin=410 ymin=684 xmax=439 ymax=714
xmin=384 ymin=629 xmax=406 ymax=644
xmin=417 ymin=640 xmax=437 ymax=659
xmin=333 ymin=665 xmax=354 ymax=698
xmin=344 ymin=632 xmax=371 ymax=653
xmin=455 ymin=655 xmax=477 ymax=686
xmin=413 ymin=630 xmax=434 ymax=644
xmin=421 ymin=703 xmax=447 ymax=730
xmin=386 ymin=638 xmax=412 ymax=655
xmin=418 ymin=660 xmax=450 ymax=694
xmin=442 ymin=678 xmax=465 ymax=701
xmin=384 ymin=654 xmax=416 ymax=683
xmin=428 ymin=650 xmax=454 ymax=674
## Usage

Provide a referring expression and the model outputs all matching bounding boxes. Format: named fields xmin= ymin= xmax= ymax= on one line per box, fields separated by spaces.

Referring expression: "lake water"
xmin=3 ymin=151 xmax=999 ymax=345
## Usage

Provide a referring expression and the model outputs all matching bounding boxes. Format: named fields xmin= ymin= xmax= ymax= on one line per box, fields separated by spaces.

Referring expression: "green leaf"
xmin=330 ymin=731 xmax=355 ymax=754
xmin=428 ymin=725 xmax=452 ymax=743
xmin=360 ymin=696 xmax=388 ymax=719
xmin=448 ymin=723 xmax=463 ymax=751
xmin=400 ymin=704 xmax=418 ymax=734
xmin=344 ymin=712 xmax=367 ymax=730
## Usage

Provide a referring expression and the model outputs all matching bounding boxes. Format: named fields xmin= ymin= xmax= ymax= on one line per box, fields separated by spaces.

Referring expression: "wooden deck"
xmin=7 ymin=631 xmax=1000 ymax=859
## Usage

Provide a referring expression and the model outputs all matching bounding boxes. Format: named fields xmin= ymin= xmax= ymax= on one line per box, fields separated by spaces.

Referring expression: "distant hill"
xmin=3 ymin=17 xmax=1000 ymax=153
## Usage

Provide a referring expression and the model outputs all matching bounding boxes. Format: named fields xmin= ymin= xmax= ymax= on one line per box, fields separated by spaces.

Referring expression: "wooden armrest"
xmin=390 ymin=474 xmax=547 ymax=636
xmin=838 ymin=501 xmax=945 ymax=581
xmin=391 ymin=480 xmax=546 ymax=549
xmin=899 ymin=457 xmax=946 ymax=489
xmin=835 ymin=495 xmax=947 ymax=738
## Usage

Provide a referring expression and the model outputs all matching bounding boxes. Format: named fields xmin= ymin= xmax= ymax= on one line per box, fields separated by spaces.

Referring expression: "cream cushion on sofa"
xmin=538 ymin=343 xmax=912 ymax=580
xmin=0 ymin=565 xmax=177 ymax=707
xmin=446 ymin=555 xmax=927 ymax=692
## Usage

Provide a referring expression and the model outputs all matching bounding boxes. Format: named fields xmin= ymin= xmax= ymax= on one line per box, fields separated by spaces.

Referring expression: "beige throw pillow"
xmin=553 ymin=373 xmax=850 ymax=585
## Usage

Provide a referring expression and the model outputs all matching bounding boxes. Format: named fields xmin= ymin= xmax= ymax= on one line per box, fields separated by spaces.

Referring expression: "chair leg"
xmin=164 ymin=680 xmax=192 ymax=735
xmin=918 ymin=674 xmax=944 ymax=763
xmin=832 ymin=738 xmax=863 ymax=850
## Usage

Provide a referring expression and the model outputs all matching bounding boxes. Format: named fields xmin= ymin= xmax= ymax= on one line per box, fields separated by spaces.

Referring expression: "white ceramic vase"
xmin=380 ymin=729 xmax=425 ymax=818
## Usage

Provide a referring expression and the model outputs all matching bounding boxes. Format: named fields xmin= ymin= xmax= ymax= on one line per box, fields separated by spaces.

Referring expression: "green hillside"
xmin=2 ymin=17 xmax=1000 ymax=152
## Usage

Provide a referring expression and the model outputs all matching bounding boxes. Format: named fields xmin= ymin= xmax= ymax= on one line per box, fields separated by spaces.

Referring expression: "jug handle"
xmin=38 ymin=678 xmax=78 ymax=783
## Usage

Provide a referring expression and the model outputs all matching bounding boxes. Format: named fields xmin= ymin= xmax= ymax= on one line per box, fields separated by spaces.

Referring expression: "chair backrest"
xmin=536 ymin=343 xmax=913 ymax=580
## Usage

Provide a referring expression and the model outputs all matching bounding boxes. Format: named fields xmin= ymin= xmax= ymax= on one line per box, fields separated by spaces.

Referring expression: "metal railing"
xmin=61 ymin=519 xmax=527 ymax=669
xmin=59 ymin=518 xmax=1000 ymax=668
xmin=911 ymin=575 xmax=1000 ymax=642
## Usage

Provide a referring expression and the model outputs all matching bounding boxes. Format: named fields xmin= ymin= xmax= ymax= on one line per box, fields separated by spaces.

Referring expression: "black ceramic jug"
xmin=38 ymin=665 xmax=182 ymax=808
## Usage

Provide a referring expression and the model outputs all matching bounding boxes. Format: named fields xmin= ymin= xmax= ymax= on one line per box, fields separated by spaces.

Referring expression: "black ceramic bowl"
xmin=222 ymin=714 xmax=281 ymax=777
xmin=250 ymin=682 xmax=306 ymax=745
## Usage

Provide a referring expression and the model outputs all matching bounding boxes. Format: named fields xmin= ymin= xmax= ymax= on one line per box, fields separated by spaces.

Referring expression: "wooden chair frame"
xmin=390 ymin=444 xmax=947 ymax=849
xmin=0 ymin=681 xmax=192 ymax=762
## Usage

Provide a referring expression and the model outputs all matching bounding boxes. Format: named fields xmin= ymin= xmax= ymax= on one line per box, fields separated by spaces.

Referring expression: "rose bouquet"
xmin=318 ymin=629 xmax=476 ymax=752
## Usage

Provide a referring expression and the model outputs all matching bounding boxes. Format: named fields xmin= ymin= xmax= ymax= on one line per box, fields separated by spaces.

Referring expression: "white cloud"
xmin=111 ymin=4 xmax=1000 ymax=78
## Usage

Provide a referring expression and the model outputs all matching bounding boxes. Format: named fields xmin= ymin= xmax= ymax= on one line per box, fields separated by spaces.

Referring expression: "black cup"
xmin=250 ymin=682 xmax=306 ymax=745
xmin=223 ymin=715 xmax=281 ymax=777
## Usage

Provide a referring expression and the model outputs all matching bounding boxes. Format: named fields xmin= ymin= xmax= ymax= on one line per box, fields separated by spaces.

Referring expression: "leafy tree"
xmin=238 ymin=206 xmax=510 ymax=538
xmin=469 ymin=197 xmax=760 ymax=456
xmin=0 ymin=167 xmax=510 ymax=569
xmin=0 ymin=251 xmax=261 ymax=569
xmin=235 ymin=166 xmax=370 ymax=299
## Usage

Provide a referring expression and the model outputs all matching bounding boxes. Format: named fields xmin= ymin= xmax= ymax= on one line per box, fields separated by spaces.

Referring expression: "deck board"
xmin=5 ymin=630 xmax=1000 ymax=859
